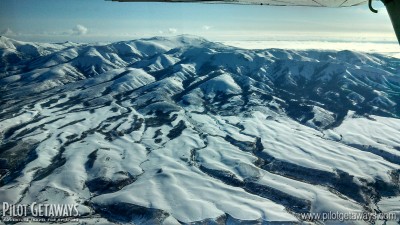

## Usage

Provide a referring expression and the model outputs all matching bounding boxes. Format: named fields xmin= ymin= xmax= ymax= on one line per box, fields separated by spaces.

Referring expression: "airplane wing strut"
xmin=382 ymin=0 xmax=400 ymax=44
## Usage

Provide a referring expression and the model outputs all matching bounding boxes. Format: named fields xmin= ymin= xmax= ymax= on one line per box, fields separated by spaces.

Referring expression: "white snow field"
xmin=0 ymin=35 xmax=400 ymax=224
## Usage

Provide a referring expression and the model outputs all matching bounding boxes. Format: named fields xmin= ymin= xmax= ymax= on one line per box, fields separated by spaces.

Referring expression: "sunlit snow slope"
xmin=1 ymin=35 xmax=400 ymax=225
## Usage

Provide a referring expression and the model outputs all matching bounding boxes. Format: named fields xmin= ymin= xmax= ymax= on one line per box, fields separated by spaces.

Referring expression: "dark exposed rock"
xmin=92 ymin=202 xmax=169 ymax=225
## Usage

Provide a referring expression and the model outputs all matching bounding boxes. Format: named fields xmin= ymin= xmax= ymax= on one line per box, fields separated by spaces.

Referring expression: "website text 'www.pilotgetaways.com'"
xmin=296 ymin=211 xmax=398 ymax=222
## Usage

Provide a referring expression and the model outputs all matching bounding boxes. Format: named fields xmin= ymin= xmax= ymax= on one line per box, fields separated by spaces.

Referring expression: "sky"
xmin=0 ymin=0 xmax=397 ymax=43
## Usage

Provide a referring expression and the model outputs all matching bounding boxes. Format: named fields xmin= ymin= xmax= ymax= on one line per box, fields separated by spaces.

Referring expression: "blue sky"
xmin=0 ymin=0 xmax=396 ymax=43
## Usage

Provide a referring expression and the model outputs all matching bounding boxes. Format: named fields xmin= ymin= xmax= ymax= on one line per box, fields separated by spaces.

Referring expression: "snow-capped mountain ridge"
xmin=0 ymin=36 xmax=400 ymax=224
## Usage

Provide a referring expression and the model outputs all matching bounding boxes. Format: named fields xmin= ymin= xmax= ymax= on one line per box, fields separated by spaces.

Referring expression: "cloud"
xmin=1 ymin=28 xmax=16 ymax=37
xmin=168 ymin=28 xmax=177 ymax=34
xmin=202 ymin=25 xmax=212 ymax=30
xmin=157 ymin=28 xmax=178 ymax=35
xmin=72 ymin=25 xmax=88 ymax=35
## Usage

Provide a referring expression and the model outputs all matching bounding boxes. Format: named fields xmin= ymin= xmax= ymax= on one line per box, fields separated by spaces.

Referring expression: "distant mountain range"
xmin=1 ymin=35 xmax=400 ymax=224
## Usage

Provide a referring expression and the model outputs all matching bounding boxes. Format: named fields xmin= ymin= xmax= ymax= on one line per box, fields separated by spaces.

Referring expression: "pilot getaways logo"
xmin=1 ymin=202 xmax=80 ymax=223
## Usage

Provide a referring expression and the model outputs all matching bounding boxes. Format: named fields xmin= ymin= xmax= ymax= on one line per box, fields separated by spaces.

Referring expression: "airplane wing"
xmin=112 ymin=0 xmax=368 ymax=7
xmin=111 ymin=0 xmax=400 ymax=45
xmin=212 ymin=0 xmax=368 ymax=7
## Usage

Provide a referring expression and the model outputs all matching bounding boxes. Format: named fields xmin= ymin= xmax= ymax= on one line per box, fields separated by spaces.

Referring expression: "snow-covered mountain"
xmin=0 ymin=35 xmax=400 ymax=225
